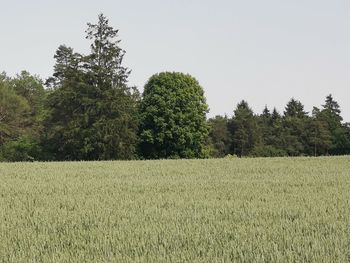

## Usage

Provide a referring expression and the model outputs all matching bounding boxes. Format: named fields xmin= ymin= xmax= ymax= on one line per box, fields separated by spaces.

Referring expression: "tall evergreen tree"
xmin=269 ymin=108 xmax=285 ymax=150
xmin=322 ymin=94 xmax=342 ymax=121
xmin=230 ymin=101 xmax=261 ymax=157
xmin=282 ymin=99 xmax=309 ymax=156
xmin=283 ymin=98 xmax=308 ymax=118
xmin=319 ymin=94 xmax=348 ymax=154
xmin=43 ymin=14 xmax=139 ymax=160
xmin=308 ymin=107 xmax=332 ymax=156
xmin=342 ymin=123 xmax=350 ymax=154
xmin=46 ymin=45 xmax=82 ymax=88
xmin=207 ymin=115 xmax=231 ymax=157
xmin=259 ymin=106 xmax=272 ymax=143
xmin=253 ymin=107 xmax=287 ymax=157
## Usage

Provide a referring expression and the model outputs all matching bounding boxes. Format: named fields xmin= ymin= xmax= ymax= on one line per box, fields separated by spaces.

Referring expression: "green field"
xmin=1 ymin=157 xmax=350 ymax=262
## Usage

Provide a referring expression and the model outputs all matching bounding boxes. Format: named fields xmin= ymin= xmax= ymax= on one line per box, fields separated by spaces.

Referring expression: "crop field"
xmin=0 ymin=157 xmax=350 ymax=262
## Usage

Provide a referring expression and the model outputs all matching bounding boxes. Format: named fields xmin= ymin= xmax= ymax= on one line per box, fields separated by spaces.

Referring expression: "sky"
xmin=1 ymin=0 xmax=350 ymax=121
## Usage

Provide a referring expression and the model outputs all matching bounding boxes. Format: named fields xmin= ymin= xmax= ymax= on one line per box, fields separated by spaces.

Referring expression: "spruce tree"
xmin=230 ymin=101 xmax=260 ymax=157
xmin=207 ymin=115 xmax=231 ymax=157
xmin=318 ymin=95 xmax=345 ymax=154
xmin=44 ymin=14 xmax=139 ymax=160
xmin=282 ymin=99 xmax=309 ymax=156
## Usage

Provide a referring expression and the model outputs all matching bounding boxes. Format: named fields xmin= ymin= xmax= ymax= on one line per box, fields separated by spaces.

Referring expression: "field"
xmin=0 ymin=157 xmax=350 ymax=262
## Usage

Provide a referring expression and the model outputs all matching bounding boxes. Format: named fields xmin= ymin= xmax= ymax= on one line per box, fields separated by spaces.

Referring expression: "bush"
xmin=0 ymin=137 xmax=41 ymax=162
xmin=250 ymin=145 xmax=287 ymax=157
xmin=224 ymin=154 xmax=238 ymax=159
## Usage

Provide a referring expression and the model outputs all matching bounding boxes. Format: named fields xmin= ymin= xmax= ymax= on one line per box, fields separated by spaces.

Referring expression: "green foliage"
xmin=43 ymin=14 xmax=139 ymax=161
xmin=283 ymin=98 xmax=308 ymax=118
xmin=11 ymin=71 xmax=46 ymax=119
xmin=0 ymin=78 xmax=30 ymax=145
xmin=341 ymin=123 xmax=350 ymax=154
xmin=308 ymin=107 xmax=332 ymax=156
xmin=46 ymin=45 xmax=81 ymax=88
xmin=224 ymin=153 xmax=238 ymax=159
xmin=318 ymin=94 xmax=347 ymax=155
xmin=250 ymin=145 xmax=287 ymax=157
xmin=283 ymin=100 xmax=308 ymax=154
xmin=0 ymin=72 xmax=46 ymax=161
xmin=279 ymin=99 xmax=310 ymax=156
xmin=322 ymin=94 xmax=342 ymax=122
xmin=207 ymin=115 xmax=231 ymax=157
xmin=139 ymin=72 xmax=209 ymax=159
xmin=258 ymin=107 xmax=284 ymax=150
xmin=225 ymin=95 xmax=349 ymax=158
xmin=229 ymin=100 xmax=261 ymax=157
xmin=0 ymin=136 xmax=41 ymax=162
xmin=1 ymin=14 xmax=350 ymax=160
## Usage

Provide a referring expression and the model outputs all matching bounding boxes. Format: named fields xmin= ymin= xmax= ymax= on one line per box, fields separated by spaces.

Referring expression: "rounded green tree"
xmin=139 ymin=72 xmax=209 ymax=159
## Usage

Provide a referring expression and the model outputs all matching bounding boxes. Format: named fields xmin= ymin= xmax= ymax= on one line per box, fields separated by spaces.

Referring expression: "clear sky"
xmin=1 ymin=0 xmax=349 ymax=121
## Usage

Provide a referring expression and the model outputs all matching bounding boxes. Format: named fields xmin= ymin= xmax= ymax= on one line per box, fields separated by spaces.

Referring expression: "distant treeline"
xmin=208 ymin=96 xmax=350 ymax=158
xmin=1 ymin=14 xmax=349 ymax=161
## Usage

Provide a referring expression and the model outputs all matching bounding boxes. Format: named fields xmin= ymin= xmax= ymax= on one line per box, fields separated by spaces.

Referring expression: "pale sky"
xmin=1 ymin=0 xmax=349 ymax=121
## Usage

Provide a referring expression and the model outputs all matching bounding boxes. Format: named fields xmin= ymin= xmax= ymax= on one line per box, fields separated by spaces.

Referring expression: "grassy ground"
xmin=0 ymin=157 xmax=350 ymax=262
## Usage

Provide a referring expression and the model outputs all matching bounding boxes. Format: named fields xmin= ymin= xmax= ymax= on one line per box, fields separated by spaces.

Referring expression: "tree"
xmin=308 ymin=107 xmax=332 ymax=156
xmin=319 ymin=94 xmax=347 ymax=154
xmin=207 ymin=115 xmax=231 ymax=157
xmin=282 ymin=99 xmax=309 ymax=156
xmin=139 ymin=72 xmax=209 ymax=159
xmin=0 ymin=136 xmax=41 ymax=162
xmin=0 ymin=79 xmax=30 ymax=146
xmin=268 ymin=108 xmax=286 ymax=153
xmin=284 ymin=98 xmax=308 ymax=118
xmin=259 ymin=106 xmax=272 ymax=144
xmin=45 ymin=45 xmax=82 ymax=88
xmin=43 ymin=14 xmax=139 ymax=160
xmin=254 ymin=106 xmax=287 ymax=157
xmin=230 ymin=101 xmax=261 ymax=157
xmin=0 ymin=72 xmax=47 ymax=161
xmin=342 ymin=123 xmax=350 ymax=154
xmin=11 ymin=71 xmax=46 ymax=132
xmin=322 ymin=94 xmax=342 ymax=121
xmin=85 ymin=14 xmax=130 ymax=87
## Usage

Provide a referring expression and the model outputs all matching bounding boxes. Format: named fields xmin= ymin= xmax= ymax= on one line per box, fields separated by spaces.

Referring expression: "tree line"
xmin=1 ymin=14 xmax=349 ymax=161
xmin=208 ymin=96 xmax=350 ymax=158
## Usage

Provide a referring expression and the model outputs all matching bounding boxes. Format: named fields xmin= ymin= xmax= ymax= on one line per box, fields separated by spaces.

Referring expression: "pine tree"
xmin=284 ymin=98 xmax=308 ymax=118
xmin=44 ymin=14 xmax=139 ymax=160
xmin=309 ymin=107 xmax=332 ymax=156
xmin=319 ymin=94 xmax=346 ymax=154
xmin=207 ymin=115 xmax=231 ymax=157
xmin=230 ymin=101 xmax=261 ymax=157
xmin=282 ymin=99 xmax=309 ymax=156
xmin=322 ymin=94 xmax=342 ymax=121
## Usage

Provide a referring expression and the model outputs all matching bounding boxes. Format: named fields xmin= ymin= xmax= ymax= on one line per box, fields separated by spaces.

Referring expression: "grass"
xmin=0 ymin=157 xmax=350 ymax=262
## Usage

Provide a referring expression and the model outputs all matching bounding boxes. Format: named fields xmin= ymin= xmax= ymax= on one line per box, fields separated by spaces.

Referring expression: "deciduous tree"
xmin=139 ymin=72 xmax=209 ymax=159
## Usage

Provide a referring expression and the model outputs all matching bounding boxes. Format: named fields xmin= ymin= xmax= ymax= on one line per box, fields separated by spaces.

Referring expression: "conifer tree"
xmin=44 ymin=14 xmax=139 ymax=160
xmin=230 ymin=101 xmax=260 ymax=157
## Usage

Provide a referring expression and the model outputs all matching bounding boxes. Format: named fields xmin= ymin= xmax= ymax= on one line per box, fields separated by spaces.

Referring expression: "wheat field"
xmin=0 ymin=157 xmax=350 ymax=262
